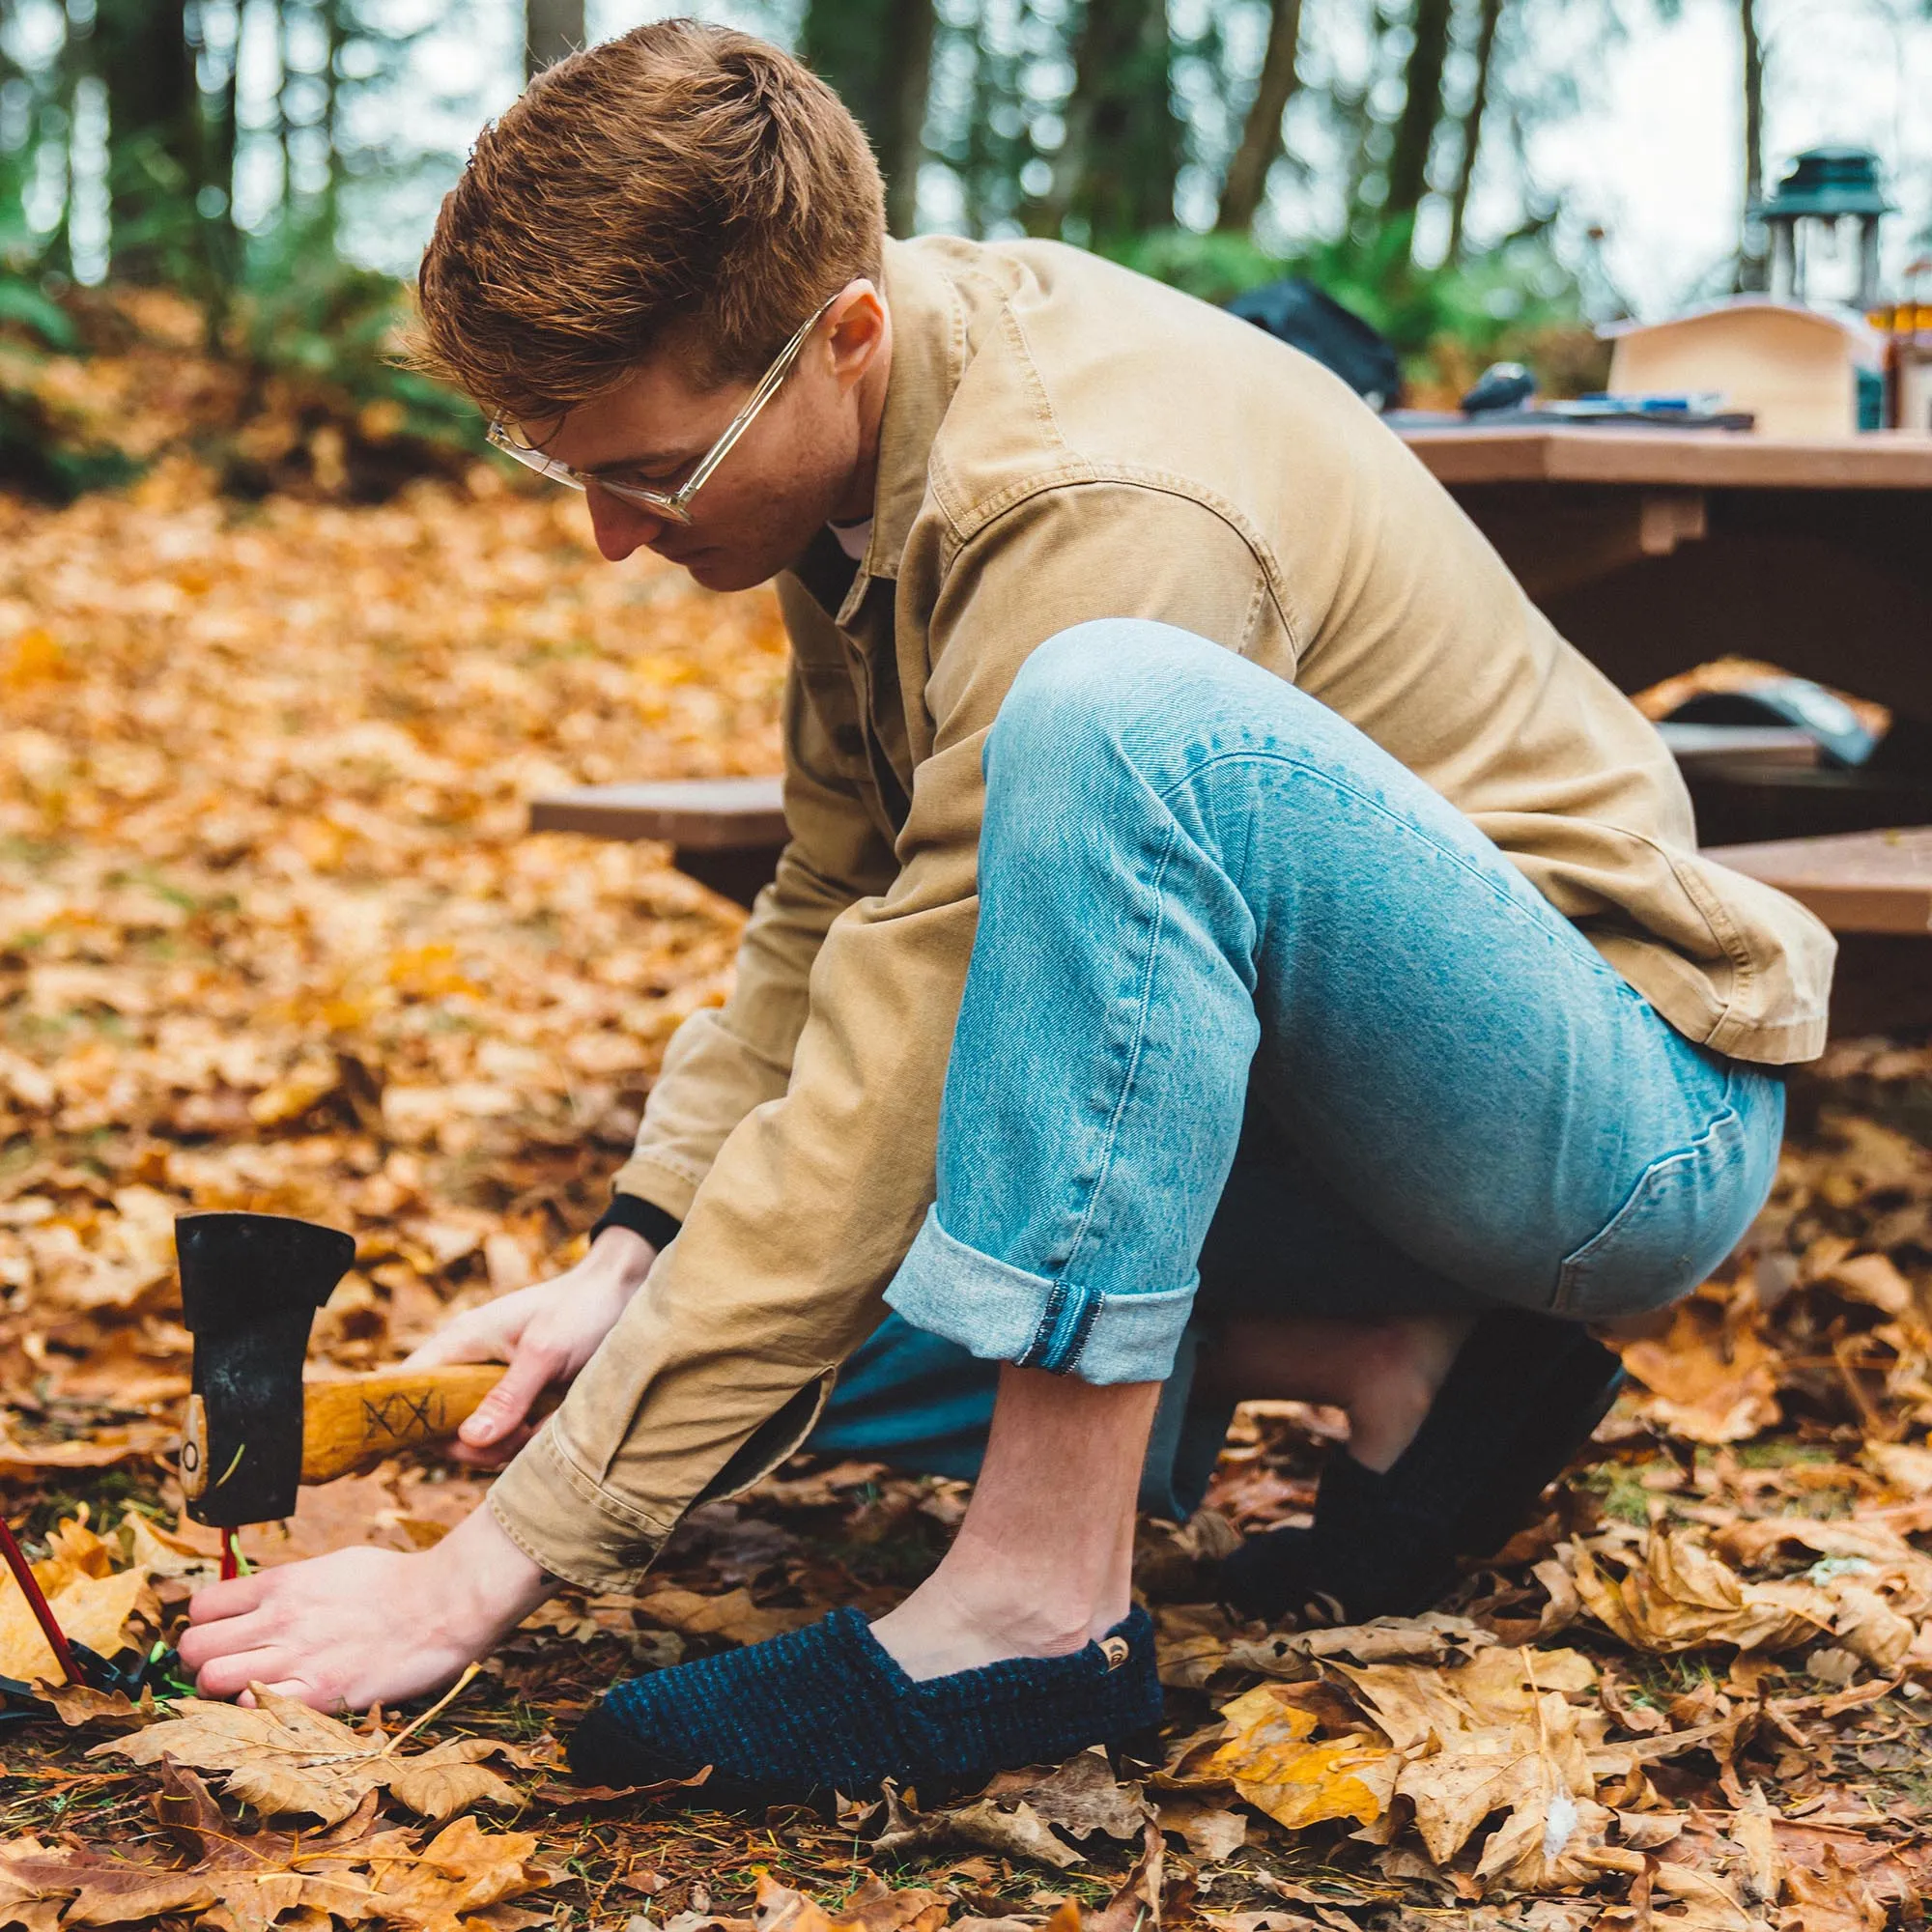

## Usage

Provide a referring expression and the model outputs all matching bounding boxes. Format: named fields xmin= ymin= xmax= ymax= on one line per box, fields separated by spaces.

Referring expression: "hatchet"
xmin=174 ymin=1212 xmax=514 ymax=1540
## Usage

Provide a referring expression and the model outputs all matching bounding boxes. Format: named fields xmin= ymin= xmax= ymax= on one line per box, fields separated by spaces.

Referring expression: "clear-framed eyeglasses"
xmin=485 ymin=292 xmax=841 ymax=526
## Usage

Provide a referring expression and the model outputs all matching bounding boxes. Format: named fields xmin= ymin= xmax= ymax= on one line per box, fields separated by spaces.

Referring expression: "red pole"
xmin=219 ymin=1526 xmax=241 ymax=1582
xmin=0 ymin=1514 xmax=77 ymax=1685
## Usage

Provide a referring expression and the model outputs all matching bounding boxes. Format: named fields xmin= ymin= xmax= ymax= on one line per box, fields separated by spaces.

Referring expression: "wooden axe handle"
xmin=300 ymin=1366 xmax=511 ymax=1485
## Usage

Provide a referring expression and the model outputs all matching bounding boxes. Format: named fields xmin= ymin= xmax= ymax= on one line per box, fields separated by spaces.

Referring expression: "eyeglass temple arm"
xmin=676 ymin=298 xmax=841 ymax=502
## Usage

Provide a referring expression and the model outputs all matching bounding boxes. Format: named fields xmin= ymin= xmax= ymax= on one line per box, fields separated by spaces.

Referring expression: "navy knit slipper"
xmin=568 ymin=1604 xmax=1162 ymax=1808
xmin=1219 ymin=1310 xmax=1625 ymax=1625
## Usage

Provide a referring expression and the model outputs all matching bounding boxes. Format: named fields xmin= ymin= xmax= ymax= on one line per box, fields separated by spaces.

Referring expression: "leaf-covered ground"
xmin=2 ymin=462 xmax=1931 ymax=1931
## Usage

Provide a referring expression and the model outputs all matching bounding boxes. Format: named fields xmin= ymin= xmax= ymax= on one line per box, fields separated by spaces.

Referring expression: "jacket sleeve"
xmin=488 ymin=488 xmax=1278 ymax=1587
xmin=607 ymin=650 xmax=901 ymax=1225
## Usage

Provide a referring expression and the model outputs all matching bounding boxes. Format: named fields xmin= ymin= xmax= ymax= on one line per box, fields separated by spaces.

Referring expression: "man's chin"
xmin=677 ymin=551 xmax=779 ymax=593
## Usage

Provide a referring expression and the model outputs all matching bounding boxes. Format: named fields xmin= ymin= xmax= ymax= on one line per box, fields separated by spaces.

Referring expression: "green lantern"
xmin=1752 ymin=147 xmax=1894 ymax=311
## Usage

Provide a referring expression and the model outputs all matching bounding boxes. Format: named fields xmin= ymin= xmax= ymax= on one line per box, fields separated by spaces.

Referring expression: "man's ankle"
xmin=870 ymin=1563 xmax=1128 ymax=1680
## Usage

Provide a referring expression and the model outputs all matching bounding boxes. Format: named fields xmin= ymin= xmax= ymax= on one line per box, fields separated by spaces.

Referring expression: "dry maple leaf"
xmin=635 ymin=1584 xmax=814 ymax=1646
xmin=1617 ymin=1299 xmax=1783 ymax=1444
xmin=752 ymin=1873 xmax=950 ymax=1932
xmin=1153 ymin=1789 xmax=1248 ymax=1862
xmin=980 ymin=1748 xmax=1151 ymax=1846
xmin=1091 ymin=1822 xmax=1162 ymax=1932
xmin=1571 ymin=1528 xmax=1836 ymax=1654
xmin=1200 ymin=1684 xmax=1395 ymax=1832
xmin=361 ymin=1814 xmax=557 ymax=1932
xmin=93 ymin=1681 xmax=535 ymax=1824
xmin=868 ymin=1779 xmax=1087 ymax=1871
xmin=0 ymin=1521 xmax=151 ymax=1685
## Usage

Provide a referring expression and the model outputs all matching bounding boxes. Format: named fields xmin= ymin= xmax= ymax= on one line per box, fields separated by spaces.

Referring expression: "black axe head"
xmin=176 ymin=1212 xmax=355 ymax=1528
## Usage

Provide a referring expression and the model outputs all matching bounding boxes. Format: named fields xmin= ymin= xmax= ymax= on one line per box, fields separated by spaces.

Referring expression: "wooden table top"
xmin=1397 ymin=425 xmax=1932 ymax=491
xmin=1704 ymin=827 xmax=1932 ymax=935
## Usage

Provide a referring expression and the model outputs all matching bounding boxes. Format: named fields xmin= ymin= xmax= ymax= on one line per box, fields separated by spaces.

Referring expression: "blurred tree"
xmin=526 ymin=0 xmax=586 ymax=79
xmin=1736 ymin=0 xmax=1767 ymax=289
xmin=93 ymin=0 xmax=198 ymax=281
xmin=1215 ymin=0 xmax=1304 ymax=233
xmin=1044 ymin=0 xmax=1181 ymax=242
xmin=1384 ymin=0 xmax=1453 ymax=224
xmin=801 ymin=0 xmax=934 ymax=237
xmin=1445 ymin=0 xmax=1503 ymax=261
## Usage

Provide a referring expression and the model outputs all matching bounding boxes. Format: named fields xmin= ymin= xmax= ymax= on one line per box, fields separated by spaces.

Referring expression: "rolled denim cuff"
xmin=884 ymin=1205 xmax=1195 ymax=1384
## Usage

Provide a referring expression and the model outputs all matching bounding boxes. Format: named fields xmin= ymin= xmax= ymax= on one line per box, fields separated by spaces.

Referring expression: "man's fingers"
xmin=185 ymin=1575 xmax=271 ymax=1625
xmin=398 ymin=1319 xmax=504 ymax=1374
xmin=192 ymin=1646 xmax=289 ymax=1702
xmin=445 ymin=1421 xmax=535 ymax=1468
xmin=179 ymin=1605 xmax=278 ymax=1673
xmin=458 ymin=1347 xmax=559 ymax=1445
xmin=251 ymin=1678 xmax=341 ymax=1712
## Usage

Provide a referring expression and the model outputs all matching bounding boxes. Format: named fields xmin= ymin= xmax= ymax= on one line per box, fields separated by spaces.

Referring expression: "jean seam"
xmin=1551 ymin=1096 xmax=1747 ymax=1316
xmin=1153 ymin=747 xmax=1603 ymax=962
xmin=1021 ymin=814 xmax=1182 ymax=1375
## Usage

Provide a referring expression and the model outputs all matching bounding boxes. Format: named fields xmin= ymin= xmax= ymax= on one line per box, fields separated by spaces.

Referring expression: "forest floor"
xmin=1 ymin=464 xmax=1930 ymax=1932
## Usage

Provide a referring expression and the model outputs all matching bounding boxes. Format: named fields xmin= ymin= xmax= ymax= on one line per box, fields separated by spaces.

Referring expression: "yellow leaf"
xmin=1206 ymin=1684 xmax=1393 ymax=1831
xmin=0 ymin=1561 xmax=147 ymax=1686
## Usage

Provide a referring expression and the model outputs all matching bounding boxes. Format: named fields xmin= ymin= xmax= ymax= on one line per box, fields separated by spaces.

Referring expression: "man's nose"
xmin=585 ymin=484 xmax=668 ymax=561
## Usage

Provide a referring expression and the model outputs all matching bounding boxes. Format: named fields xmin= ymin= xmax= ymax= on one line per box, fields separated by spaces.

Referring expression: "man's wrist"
xmin=589 ymin=1192 xmax=682 ymax=1254
xmin=440 ymin=1500 xmax=557 ymax=1647
xmin=587 ymin=1224 xmax=658 ymax=1287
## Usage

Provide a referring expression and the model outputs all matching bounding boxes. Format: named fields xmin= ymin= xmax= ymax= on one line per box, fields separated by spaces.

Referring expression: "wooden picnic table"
xmin=1398 ymin=426 xmax=1932 ymax=729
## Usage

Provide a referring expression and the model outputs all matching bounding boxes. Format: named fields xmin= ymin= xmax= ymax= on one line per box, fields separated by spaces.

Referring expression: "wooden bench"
xmin=1705 ymin=827 xmax=1932 ymax=1036
xmin=526 ymin=728 xmax=1822 ymax=905
xmin=528 ymin=779 xmax=1932 ymax=1034
xmin=528 ymin=777 xmax=787 ymax=908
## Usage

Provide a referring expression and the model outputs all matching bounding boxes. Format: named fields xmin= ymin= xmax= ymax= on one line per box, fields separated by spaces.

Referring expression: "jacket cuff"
xmin=487 ymin=1419 xmax=675 ymax=1591
xmin=590 ymin=1193 xmax=682 ymax=1254
xmin=609 ymin=1151 xmax=704 ymax=1225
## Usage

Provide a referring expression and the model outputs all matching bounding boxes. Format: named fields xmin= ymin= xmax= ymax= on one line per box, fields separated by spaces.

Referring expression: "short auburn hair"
xmin=414 ymin=19 xmax=885 ymax=418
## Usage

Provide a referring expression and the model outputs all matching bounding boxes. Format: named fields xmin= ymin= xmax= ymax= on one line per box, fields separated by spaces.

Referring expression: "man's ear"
xmin=825 ymin=281 xmax=888 ymax=393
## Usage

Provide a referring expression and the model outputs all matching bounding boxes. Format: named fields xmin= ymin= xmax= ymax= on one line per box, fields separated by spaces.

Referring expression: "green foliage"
xmin=216 ymin=224 xmax=481 ymax=497
xmin=0 ymin=153 xmax=140 ymax=502
xmin=1112 ymin=217 xmax=1600 ymax=397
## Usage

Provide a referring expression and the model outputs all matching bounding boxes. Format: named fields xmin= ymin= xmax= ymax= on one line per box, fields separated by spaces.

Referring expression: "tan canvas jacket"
xmin=489 ymin=235 xmax=1835 ymax=1588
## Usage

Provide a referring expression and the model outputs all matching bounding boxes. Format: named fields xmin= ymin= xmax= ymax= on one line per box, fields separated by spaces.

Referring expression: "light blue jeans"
xmin=876 ymin=621 xmax=1786 ymax=1392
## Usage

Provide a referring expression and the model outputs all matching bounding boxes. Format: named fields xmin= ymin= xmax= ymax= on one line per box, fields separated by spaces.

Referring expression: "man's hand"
xmin=401 ymin=1225 xmax=657 ymax=1466
xmin=179 ymin=1503 xmax=555 ymax=1711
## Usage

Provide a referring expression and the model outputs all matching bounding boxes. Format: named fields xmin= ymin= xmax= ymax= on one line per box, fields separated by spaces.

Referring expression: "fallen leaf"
xmin=635 ymin=1585 xmax=814 ymax=1647
xmin=1571 ymin=1529 xmax=1834 ymax=1654
xmin=1091 ymin=1822 xmax=1161 ymax=1932
xmin=1618 ymin=1302 xmax=1782 ymax=1443
xmin=93 ymin=1681 xmax=534 ymax=1824
xmin=1154 ymin=1791 xmax=1247 ymax=1862
xmin=0 ymin=1544 xmax=149 ymax=1685
xmin=983 ymin=1748 xmax=1151 ymax=1844
xmin=1203 ymin=1685 xmax=1394 ymax=1831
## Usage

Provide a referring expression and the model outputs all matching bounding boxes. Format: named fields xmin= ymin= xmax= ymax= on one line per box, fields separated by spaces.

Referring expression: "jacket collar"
xmin=838 ymin=238 xmax=967 ymax=619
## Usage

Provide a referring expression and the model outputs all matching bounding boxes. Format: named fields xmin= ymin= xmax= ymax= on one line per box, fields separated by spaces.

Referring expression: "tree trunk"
xmin=801 ymin=0 xmax=935 ymax=237
xmin=526 ymin=0 xmax=586 ymax=80
xmin=1445 ymin=0 xmax=1502 ymax=262
xmin=1383 ymin=0 xmax=1454 ymax=222
xmin=1045 ymin=0 xmax=1180 ymax=243
xmin=1214 ymin=0 xmax=1304 ymax=234
xmin=1737 ymin=0 xmax=1767 ymax=291
xmin=93 ymin=0 xmax=196 ymax=279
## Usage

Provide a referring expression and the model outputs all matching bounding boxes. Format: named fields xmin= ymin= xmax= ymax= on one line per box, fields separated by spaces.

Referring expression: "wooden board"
xmin=1400 ymin=425 xmax=1932 ymax=491
xmin=1656 ymin=723 xmax=1819 ymax=774
xmin=1703 ymin=827 xmax=1932 ymax=934
xmin=529 ymin=776 xmax=786 ymax=849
